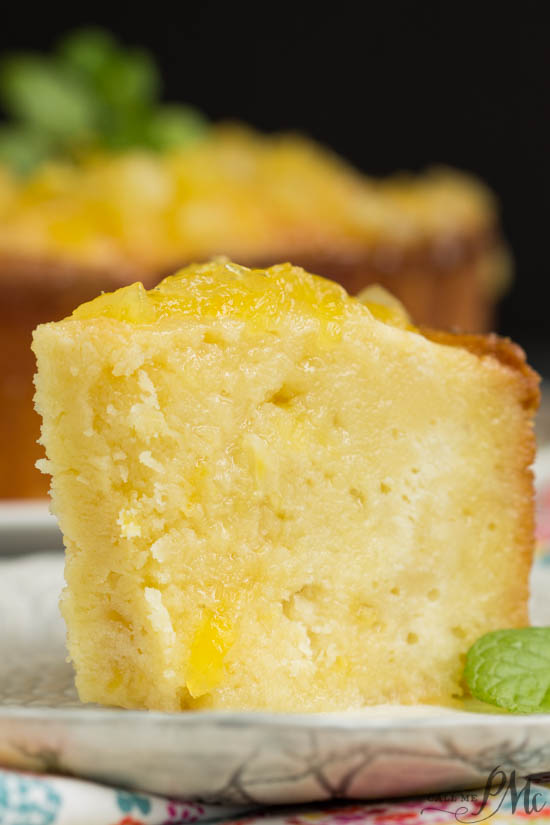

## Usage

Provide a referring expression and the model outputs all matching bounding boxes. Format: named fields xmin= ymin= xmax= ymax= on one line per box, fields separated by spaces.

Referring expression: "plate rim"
xmin=2 ymin=704 xmax=550 ymax=730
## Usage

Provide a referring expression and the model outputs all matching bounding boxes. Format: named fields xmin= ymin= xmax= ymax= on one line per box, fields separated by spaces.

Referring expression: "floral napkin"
xmin=3 ymin=765 xmax=550 ymax=824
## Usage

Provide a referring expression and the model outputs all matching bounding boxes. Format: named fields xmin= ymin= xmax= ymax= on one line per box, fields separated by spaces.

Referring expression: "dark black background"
xmin=2 ymin=2 xmax=549 ymax=374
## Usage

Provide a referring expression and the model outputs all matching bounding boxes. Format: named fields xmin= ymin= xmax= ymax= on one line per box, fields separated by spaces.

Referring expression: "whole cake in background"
xmin=33 ymin=261 xmax=537 ymax=712
xmin=0 ymin=30 xmax=511 ymax=498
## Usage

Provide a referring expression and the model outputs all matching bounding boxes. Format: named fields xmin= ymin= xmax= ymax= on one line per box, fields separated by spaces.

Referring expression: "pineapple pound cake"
xmin=32 ymin=260 xmax=539 ymax=712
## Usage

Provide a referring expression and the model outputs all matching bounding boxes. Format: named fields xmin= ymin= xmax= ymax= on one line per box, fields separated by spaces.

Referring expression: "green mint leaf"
xmin=464 ymin=627 xmax=550 ymax=713
xmin=0 ymin=30 xmax=207 ymax=162
xmin=93 ymin=49 xmax=159 ymax=112
xmin=58 ymin=28 xmax=117 ymax=80
xmin=0 ymin=127 xmax=54 ymax=174
xmin=145 ymin=104 xmax=208 ymax=150
xmin=59 ymin=29 xmax=159 ymax=113
xmin=0 ymin=56 xmax=98 ymax=140
xmin=461 ymin=696 xmax=511 ymax=714
xmin=100 ymin=108 xmax=152 ymax=151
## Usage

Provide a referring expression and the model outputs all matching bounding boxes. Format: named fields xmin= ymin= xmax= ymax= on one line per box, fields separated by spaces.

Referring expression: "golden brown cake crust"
xmin=420 ymin=328 xmax=541 ymax=413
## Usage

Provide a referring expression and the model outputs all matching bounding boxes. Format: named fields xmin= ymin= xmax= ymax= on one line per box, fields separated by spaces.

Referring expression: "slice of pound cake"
xmin=32 ymin=261 xmax=539 ymax=711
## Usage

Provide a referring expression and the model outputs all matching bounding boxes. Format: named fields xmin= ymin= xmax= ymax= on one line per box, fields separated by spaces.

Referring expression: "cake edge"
xmin=421 ymin=327 xmax=540 ymax=629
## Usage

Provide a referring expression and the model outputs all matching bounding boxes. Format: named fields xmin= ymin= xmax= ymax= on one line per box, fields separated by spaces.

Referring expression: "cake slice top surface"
xmin=70 ymin=259 xmax=410 ymax=331
xmin=65 ymin=259 xmax=539 ymax=416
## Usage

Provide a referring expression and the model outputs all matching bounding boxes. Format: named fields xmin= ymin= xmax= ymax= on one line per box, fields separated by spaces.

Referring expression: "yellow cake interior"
xmin=32 ymin=260 xmax=536 ymax=712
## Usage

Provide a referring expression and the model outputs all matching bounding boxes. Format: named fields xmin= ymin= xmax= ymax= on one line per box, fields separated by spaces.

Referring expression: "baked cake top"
xmin=64 ymin=259 xmax=538 ymax=416
xmin=0 ymin=127 xmax=498 ymax=273
xmin=70 ymin=259 xmax=411 ymax=331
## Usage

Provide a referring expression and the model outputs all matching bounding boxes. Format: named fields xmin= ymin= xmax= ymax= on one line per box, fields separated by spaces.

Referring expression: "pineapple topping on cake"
xmin=32 ymin=260 xmax=539 ymax=711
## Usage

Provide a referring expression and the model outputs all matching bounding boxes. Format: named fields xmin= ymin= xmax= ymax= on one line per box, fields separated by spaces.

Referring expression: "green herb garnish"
xmin=0 ymin=28 xmax=208 ymax=173
xmin=464 ymin=627 xmax=550 ymax=713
